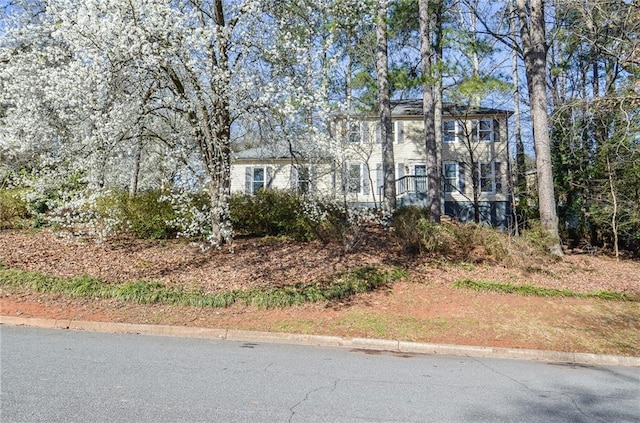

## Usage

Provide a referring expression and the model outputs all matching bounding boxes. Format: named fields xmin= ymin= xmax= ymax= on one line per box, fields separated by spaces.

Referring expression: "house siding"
xmin=334 ymin=113 xmax=511 ymax=211
xmin=230 ymin=103 xmax=512 ymax=228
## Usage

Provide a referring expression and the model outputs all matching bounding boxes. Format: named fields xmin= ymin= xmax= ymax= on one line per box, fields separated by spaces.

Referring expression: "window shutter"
xmin=309 ymin=165 xmax=317 ymax=195
xmin=456 ymin=120 xmax=464 ymax=140
xmin=362 ymin=163 xmax=370 ymax=195
xmin=495 ymin=162 xmax=502 ymax=193
xmin=396 ymin=163 xmax=405 ymax=194
xmin=458 ymin=162 xmax=466 ymax=193
xmin=361 ymin=122 xmax=369 ymax=144
xmin=493 ymin=118 xmax=500 ymax=142
xmin=290 ymin=166 xmax=299 ymax=190
xmin=375 ymin=122 xmax=381 ymax=143
xmin=266 ymin=166 xmax=274 ymax=188
xmin=245 ymin=167 xmax=252 ymax=194
xmin=341 ymin=162 xmax=347 ymax=193
xmin=397 ymin=162 xmax=405 ymax=178
xmin=471 ymin=120 xmax=478 ymax=141
xmin=396 ymin=121 xmax=404 ymax=143
xmin=376 ymin=163 xmax=383 ymax=197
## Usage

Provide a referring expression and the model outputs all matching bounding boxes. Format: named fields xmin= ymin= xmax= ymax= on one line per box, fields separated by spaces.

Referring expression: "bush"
xmin=446 ymin=223 xmax=509 ymax=262
xmin=521 ymin=221 xmax=562 ymax=258
xmin=230 ymin=190 xmax=317 ymax=240
xmin=392 ymin=207 xmax=452 ymax=255
xmin=48 ymin=189 xmax=179 ymax=239
xmin=391 ymin=206 xmax=554 ymax=264
xmin=0 ymin=189 xmax=30 ymax=229
xmin=99 ymin=190 xmax=178 ymax=239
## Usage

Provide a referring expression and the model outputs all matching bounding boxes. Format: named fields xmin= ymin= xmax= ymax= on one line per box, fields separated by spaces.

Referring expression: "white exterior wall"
xmin=334 ymin=114 xmax=510 ymax=206
xmin=440 ymin=116 xmax=510 ymax=204
xmin=230 ymin=160 xmax=334 ymax=196
xmin=230 ymin=112 xmax=510 ymax=208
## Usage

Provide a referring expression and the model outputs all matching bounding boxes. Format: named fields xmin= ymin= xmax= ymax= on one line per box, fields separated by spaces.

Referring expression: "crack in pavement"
xmin=471 ymin=357 xmax=606 ymax=423
xmin=287 ymin=379 xmax=339 ymax=423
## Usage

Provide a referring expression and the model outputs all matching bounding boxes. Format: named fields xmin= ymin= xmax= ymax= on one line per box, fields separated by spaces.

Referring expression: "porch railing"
xmin=377 ymin=175 xmax=428 ymax=197
xmin=396 ymin=175 xmax=428 ymax=196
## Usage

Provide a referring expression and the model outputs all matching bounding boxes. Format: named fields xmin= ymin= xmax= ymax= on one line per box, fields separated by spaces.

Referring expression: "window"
xmin=443 ymin=162 xmax=458 ymax=193
xmin=294 ymin=165 xmax=311 ymax=195
xmin=348 ymin=122 xmax=362 ymax=143
xmin=413 ymin=164 xmax=427 ymax=193
xmin=443 ymin=120 xmax=456 ymax=142
xmin=479 ymin=162 xmax=495 ymax=193
xmin=347 ymin=164 xmax=362 ymax=193
xmin=344 ymin=163 xmax=370 ymax=195
xmin=245 ymin=166 xmax=271 ymax=194
xmin=472 ymin=118 xmax=499 ymax=142
xmin=252 ymin=167 xmax=265 ymax=193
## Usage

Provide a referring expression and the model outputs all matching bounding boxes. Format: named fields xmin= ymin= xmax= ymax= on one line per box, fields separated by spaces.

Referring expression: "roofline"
xmin=338 ymin=99 xmax=514 ymax=118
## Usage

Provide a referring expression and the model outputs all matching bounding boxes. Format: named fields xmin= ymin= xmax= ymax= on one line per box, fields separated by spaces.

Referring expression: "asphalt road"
xmin=1 ymin=325 xmax=639 ymax=422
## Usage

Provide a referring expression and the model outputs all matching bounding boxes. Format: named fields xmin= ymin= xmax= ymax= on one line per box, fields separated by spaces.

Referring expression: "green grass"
xmin=453 ymin=278 xmax=637 ymax=301
xmin=0 ymin=266 xmax=406 ymax=309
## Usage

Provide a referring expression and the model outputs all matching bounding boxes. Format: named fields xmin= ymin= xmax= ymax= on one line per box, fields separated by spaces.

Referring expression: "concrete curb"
xmin=2 ymin=315 xmax=639 ymax=367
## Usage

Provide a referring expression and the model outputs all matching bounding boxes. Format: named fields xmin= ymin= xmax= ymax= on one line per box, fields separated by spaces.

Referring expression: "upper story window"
xmin=443 ymin=120 xmax=456 ymax=142
xmin=472 ymin=118 xmax=500 ymax=142
xmin=348 ymin=122 xmax=362 ymax=143
xmin=376 ymin=121 xmax=402 ymax=143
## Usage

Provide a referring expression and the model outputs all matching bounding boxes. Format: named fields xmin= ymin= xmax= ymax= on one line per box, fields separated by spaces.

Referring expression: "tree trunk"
xmin=129 ymin=139 xmax=142 ymax=198
xmin=606 ymin=150 xmax=619 ymax=260
xmin=510 ymin=0 xmax=526 ymax=235
xmin=516 ymin=0 xmax=563 ymax=255
xmin=376 ymin=0 xmax=396 ymax=212
xmin=419 ymin=0 xmax=441 ymax=223
xmin=434 ymin=0 xmax=444 ymax=218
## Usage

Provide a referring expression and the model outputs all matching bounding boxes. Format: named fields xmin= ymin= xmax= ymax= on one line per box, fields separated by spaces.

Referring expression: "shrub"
xmin=392 ymin=207 xmax=551 ymax=264
xmin=446 ymin=223 xmax=509 ymax=262
xmin=300 ymin=199 xmax=348 ymax=243
xmin=521 ymin=221 xmax=562 ymax=258
xmin=230 ymin=190 xmax=317 ymax=240
xmin=102 ymin=190 xmax=177 ymax=239
xmin=0 ymin=189 xmax=30 ymax=229
xmin=392 ymin=207 xmax=452 ymax=255
xmin=50 ymin=189 xmax=178 ymax=239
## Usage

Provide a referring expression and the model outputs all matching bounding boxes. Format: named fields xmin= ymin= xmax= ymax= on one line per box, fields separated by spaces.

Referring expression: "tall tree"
xmin=509 ymin=0 xmax=527 ymax=234
xmin=419 ymin=0 xmax=441 ymax=223
xmin=548 ymin=0 xmax=640 ymax=255
xmin=515 ymin=0 xmax=563 ymax=255
xmin=376 ymin=0 xmax=396 ymax=211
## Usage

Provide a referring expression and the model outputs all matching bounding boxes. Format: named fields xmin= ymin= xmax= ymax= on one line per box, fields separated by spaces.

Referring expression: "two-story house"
xmin=230 ymin=99 xmax=512 ymax=228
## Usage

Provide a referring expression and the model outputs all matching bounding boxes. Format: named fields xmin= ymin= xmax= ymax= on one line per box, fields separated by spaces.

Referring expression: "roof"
xmin=337 ymin=100 xmax=512 ymax=118
xmin=234 ymin=144 xmax=291 ymax=160
xmin=233 ymin=143 xmax=331 ymax=161
xmin=391 ymin=99 xmax=513 ymax=117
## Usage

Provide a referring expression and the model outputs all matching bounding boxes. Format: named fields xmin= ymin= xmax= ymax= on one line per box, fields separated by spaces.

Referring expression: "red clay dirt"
xmin=1 ymin=229 xmax=639 ymax=356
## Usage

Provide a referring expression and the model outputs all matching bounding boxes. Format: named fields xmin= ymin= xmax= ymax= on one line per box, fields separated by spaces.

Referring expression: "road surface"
xmin=1 ymin=325 xmax=639 ymax=422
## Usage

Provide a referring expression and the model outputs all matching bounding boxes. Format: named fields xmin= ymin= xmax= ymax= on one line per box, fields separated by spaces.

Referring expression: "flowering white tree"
xmin=1 ymin=0 xmax=343 ymax=245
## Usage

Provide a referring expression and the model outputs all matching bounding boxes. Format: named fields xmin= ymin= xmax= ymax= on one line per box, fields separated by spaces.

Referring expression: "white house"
xmin=230 ymin=99 xmax=513 ymax=228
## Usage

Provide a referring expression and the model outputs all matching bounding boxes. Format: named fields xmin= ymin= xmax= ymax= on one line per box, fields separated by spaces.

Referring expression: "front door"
xmin=414 ymin=165 xmax=427 ymax=193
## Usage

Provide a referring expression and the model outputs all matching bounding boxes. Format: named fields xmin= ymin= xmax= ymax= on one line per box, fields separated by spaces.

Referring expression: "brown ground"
xmin=1 ymin=228 xmax=639 ymax=356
